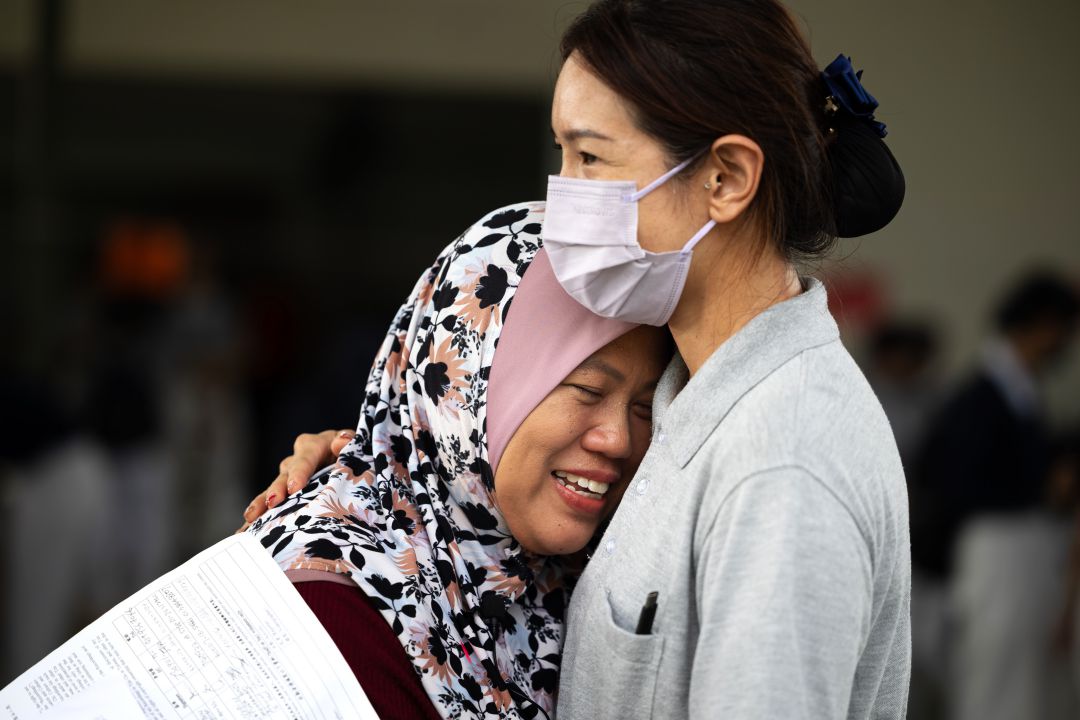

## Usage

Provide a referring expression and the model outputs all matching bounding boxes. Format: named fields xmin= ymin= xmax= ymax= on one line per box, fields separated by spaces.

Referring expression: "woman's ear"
xmin=705 ymin=135 xmax=764 ymax=225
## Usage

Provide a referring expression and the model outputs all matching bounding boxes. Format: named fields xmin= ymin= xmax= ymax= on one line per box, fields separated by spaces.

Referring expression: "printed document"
xmin=1 ymin=533 xmax=378 ymax=719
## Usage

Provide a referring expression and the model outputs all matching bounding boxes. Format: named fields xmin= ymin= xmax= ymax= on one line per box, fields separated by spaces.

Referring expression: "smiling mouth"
xmin=552 ymin=471 xmax=610 ymax=499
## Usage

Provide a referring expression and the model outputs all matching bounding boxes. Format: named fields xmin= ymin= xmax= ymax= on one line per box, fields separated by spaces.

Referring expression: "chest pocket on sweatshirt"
xmin=587 ymin=590 xmax=665 ymax=720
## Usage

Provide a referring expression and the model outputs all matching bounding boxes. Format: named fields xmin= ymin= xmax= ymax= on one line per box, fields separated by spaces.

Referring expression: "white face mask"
xmin=542 ymin=156 xmax=716 ymax=326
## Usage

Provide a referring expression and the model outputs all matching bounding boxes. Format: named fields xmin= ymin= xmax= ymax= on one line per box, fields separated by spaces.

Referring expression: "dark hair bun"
xmin=829 ymin=112 xmax=905 ymax=238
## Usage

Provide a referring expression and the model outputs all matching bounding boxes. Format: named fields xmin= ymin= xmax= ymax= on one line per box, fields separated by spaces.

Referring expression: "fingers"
xmin=285 ymin=467 xmax=309 ymax=496
xmin=242 ymin=428 xmax=357 ymax=529
xmin=285 ymin=432 xmax=323 ymax=495
xmin=243 ymin=489 xmax=269 ymax=523
xmin=278 ymin=433 xmax=318 ymax=495
xmin=242 ymin=470 xmax=288 ymax=523
xmin=284 ymin=429 xmax=354 ymax=494
xmin=264 ymin=472 xmax=289 ymax=510
xmin=330 ymin=429 xmax=356 ymax=456
xmin=235 ymin=521 xmax=251 ymax=535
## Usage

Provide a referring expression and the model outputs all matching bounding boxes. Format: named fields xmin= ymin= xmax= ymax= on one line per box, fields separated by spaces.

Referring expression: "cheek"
xmin=637 ymin=188 xmax=700 ymax=254
xmin=492 ymin=403 xmax=579 ymax=514
xmin=492 ymin=457 xmax=548 ymax=552
xmin=639 ymin=208 xmax=678 ymax=253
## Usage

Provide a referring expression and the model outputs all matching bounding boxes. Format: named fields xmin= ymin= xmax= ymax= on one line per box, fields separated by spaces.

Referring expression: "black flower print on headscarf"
xmin=249 ymin=202 xmax=567 ymax=719
xmin=476 ymin=265 xmax=510 ymax=309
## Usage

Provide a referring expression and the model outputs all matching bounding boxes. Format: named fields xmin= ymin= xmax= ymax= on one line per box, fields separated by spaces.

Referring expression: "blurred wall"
xmin=2 ymin=0 xmax=1075 ymax=419
xmin=785 ymin=0 xmax=1080 ymax=424
xmin=1 ymin=0 xmax=579 ymax=90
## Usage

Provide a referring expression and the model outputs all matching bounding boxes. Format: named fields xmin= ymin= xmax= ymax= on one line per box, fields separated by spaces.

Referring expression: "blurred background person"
xmin=916 ymin=271 xmax=1078 ymax=579
xmin=161 ymin=240 xmax=251 ymax=559
xmin=1052 ymin=432 xmax=1080 ymax=707
xmin=915 ymin=270 xmax=1079 ymax=720
xmin=0 ymin=311 xmax=110 ymax=682
xmin=863 ymin=319 xmax=945 ymax=718
xmin=865 ymin=319 xmax=941 ymax=471
xmin=945 ymin=428 xmax=1080 ymax=720
xmin=4 ymin=217 xmax=186 ymax=675
xmin=1049 ymin=431 xmax=1080 ymax=656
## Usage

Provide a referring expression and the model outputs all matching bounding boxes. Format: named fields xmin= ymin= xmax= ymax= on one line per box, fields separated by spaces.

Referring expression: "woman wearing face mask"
xmin=251 ymin=0 xmax=911 ymax=717
xmin=545 ymin=3 xmax=909 ymax=718
xmin=247 ymin=205 xmax=670 ymax=719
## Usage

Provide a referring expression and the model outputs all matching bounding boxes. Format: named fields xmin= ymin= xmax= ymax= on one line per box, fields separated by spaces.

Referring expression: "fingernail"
xmin=267 ymin=493 xmax=277 ymax=506
xmin=338 ymin=430 xmax=353 ymax=438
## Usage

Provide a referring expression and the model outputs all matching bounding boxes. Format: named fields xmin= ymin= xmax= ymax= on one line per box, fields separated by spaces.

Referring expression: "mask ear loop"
xmin=624 ymin=154 xmax=701 ymax=202
xmin=624 ymin=151 xmax=717 ymax=254
xmin=681 ymin=219 xmax=717 ymax=255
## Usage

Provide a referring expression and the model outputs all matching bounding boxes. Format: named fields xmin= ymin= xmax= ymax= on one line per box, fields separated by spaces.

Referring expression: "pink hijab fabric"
xmin=487 ymin=247 xmax=635 ymax=472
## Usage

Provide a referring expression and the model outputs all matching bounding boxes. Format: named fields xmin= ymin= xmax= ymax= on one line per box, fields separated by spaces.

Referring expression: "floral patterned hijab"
xmin=250 ymin=202 xmax=635 ymax=719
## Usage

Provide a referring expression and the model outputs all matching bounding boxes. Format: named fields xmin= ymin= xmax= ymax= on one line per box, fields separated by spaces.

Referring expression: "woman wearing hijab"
xmin=248 ymin=202 xmax=670 ymax=719
xmin=252 ymin=0 xmax=912 ymax=717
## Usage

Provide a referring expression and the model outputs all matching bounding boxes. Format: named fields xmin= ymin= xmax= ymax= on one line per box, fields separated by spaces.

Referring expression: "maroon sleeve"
xmin=294 ymin=581 xmax=443 ymax=720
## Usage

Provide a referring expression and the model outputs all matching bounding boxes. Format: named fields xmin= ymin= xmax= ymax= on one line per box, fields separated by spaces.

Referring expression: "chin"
xmin=530 ymin=528 xmax=595 ymax=557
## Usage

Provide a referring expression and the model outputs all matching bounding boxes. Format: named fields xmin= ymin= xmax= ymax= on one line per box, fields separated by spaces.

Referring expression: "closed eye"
xmin=567 ymin=384 xmax=602 ymax=399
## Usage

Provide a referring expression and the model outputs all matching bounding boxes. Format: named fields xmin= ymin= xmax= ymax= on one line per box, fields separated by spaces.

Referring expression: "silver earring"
xmin=704 ymin=181 xmax=712 ymax=190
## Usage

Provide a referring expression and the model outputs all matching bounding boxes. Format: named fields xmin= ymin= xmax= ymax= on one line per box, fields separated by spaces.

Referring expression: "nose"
xmin=580 ymin=406 xmax=633 ymax=460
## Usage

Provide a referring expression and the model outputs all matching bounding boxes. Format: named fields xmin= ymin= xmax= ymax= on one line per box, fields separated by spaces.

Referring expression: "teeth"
xmin=553 ymin=471 xmax=609 ymax=497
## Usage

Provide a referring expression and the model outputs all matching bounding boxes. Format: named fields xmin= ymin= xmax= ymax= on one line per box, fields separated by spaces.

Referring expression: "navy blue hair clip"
xmin=822 ymin=54 xmax=887 ymax=138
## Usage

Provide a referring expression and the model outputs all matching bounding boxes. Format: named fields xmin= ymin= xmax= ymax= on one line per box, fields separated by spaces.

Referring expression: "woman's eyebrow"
xmin=552 ymin=126 xmax=615 ymax=143
xmin=575 ymin=357 xmax=626 ymax=382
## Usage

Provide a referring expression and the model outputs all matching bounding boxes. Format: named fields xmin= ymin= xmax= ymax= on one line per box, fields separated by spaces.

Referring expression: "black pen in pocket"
xmin=635 ymin=591 xmax=658 ymax=635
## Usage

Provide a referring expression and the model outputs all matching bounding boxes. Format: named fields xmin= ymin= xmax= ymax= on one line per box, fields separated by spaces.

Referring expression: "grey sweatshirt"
xmin=556 ymin=278 xmax=911 ymax=719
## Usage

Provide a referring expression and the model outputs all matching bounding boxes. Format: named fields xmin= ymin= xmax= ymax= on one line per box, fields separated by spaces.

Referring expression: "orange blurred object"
xmin=100 ymin=218 xmax=191 ymax=299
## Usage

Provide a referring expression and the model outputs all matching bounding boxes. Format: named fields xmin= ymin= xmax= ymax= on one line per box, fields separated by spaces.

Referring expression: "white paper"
xmin=2 ymin=534 xmax=379 ymax=720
